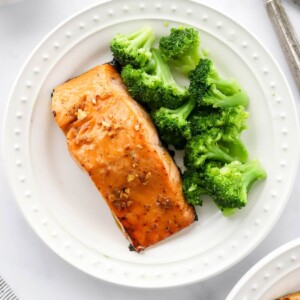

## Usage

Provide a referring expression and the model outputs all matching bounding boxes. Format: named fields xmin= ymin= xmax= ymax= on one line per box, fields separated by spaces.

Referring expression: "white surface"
xmin=227 ymin=238 xmax=300 ymax=300
xmin=0 ymin=0 xmax=299 ymax=298
xmin=3 ymin=0 xmax=300 ymax=289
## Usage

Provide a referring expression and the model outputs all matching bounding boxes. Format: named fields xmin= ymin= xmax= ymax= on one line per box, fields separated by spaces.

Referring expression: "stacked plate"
xmin=227 ymin=239 xmax=300 ymax=300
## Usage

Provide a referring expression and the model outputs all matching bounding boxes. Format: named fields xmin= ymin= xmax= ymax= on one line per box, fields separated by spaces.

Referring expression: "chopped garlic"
xmin=126 ymin=201 xmax=133 ymax=208
xmin=77 ymin=109 xmax=87 ymax=120
xmin=101 ymin=120 xmax=111 ymax=128
xmin=127 ymin=174 xmax=135 ymax=182
xmin=108 ymin=194 xmax=116 ymax=202
xmin=134 ymin=123 xmax=140 ymax=131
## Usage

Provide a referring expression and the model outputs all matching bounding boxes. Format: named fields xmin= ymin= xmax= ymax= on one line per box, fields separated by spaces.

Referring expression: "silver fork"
xmin=264 ymin=0 xmax=300 ymax=91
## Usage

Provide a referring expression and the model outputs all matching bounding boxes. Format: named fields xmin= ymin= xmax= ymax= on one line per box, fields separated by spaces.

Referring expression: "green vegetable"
xmin=184 ymin=128 xmax=248 ymax=169
xmin=110 ymin=26 xmax=155 ymax=68
xmin=203 ymin=160 xmax=266 ymax=213
xmin=182 ymin=170 xmax=208 ymax=206
xmin=189 ymin=59 xmax=249 ymax=108
xmin=159 ymin=26 xmax=205 ymax=75
xmin=188 ymin=106 xmax=249 ymax=163
xmin=152 ymin=97 xmax=195 ymax=149
xmin=189 ymin=105 xmax=249 ymax=135
xmin=121 ymin=48 xmax=188 ymax=110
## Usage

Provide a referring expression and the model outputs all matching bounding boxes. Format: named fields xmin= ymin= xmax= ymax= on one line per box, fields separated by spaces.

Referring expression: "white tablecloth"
xmin=0 ymin=0 xmax=299 ymax=299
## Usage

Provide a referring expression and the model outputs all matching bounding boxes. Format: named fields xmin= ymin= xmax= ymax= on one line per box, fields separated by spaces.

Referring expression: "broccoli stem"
xmin=143 ymin=35 xmax=155 ymax=51
xmin=188 ymin=45 xmax=205 ymax=65
xmin=208 ymin=87 xmax=249 ymax=108
xmin=172 ymin=97 xmax=196 ymax=120
xmin=173 ymin=55 xmax=195 ymax=71
xmin=147 ymin=48 xmax=176 ymax=84
xmin=222 ymin=207 xmax=236 ymax=216
xmin=126 ymin=26 xmax=154 ymax=50
xmin=172 ymin=45 xmax=203 ymax=74
xmin=241 ymin=160 xmax=267 ymax=191
xmin=208 ymin=77 xmax=239 ymax=95
xmin=204 ymin=144 xmax=235 ymax=163
xmin=221 ymin=139 xmax=248 ymax=163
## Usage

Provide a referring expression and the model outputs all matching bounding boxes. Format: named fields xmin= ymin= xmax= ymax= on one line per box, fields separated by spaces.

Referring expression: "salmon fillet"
xmin=51 ymin=64 xmax=196 ymax=252
xmin=279 ymin=292 xmax=300 ymax=300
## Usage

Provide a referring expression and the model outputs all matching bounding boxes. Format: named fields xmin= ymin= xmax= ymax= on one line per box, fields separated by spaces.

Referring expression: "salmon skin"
xmin=52 ymin=64 xmax=196 ymax=252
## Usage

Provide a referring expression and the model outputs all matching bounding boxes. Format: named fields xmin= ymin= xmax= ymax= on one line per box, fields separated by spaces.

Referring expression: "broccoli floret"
xmin=152 ymin=97 xmax=195 ymax=149
xmin=190 ymin=106 xmax=249 ymax=135
xmin=121 ymin=48 xmax=188 ymax=110
xmin=188 ymin=106 xmax=249 ymax=162
xmin=203 ymin=160 xmax=266 ymax=213
xmin=110 ymin=26 xmax=155 ymax=68
xmin=189 ymin=59 xmax=249 ymax=108
xmin=220 ymin=134 xmax=248 ymax=163
xmin=184 ymin=128 xmax=240 ymax=169
xmin=159 ymin=27 xmax=205 ymax=75
xmin=182 ymin=170 xmax=208 ymax=205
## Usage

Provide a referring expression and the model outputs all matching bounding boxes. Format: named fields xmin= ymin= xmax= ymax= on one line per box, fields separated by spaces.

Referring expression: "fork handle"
xmin=264 ymin=0 xmax=300 ymax=91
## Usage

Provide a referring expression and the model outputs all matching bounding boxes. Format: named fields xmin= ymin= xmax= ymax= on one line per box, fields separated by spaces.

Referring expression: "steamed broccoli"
xmin=152 ymin=97 xmax=195 ymax=149
xmin=189 ymin=59 xmax=249 ymax=108
xmin=184 ymin=129 xmax=234 ymax=169
xmin=188 ymin=106 xmax=249 ymax=163
xmin=182 ymin=170 xmax=209 ymax=205
xmin=203 ymin=160 xmax=266 ymax=213
xmin=159 ymin=26 xmax=205 ymax=75
xmin=189 ymin=105 xmax=249 ymax=135
xmin=220 ymin=132 xmax=248 ymax=164
xmin=121 ymin=48 xmax=188 ymax=110
xmin=110 ymin=26 xmax=155 ymax=68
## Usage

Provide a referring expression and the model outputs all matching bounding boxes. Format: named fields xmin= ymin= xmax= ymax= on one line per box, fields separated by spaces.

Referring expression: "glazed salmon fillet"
xmin=52 ymin=64 xmax=196 ymax=252
xmin=279 ymin=292 xmax=300 ymax=300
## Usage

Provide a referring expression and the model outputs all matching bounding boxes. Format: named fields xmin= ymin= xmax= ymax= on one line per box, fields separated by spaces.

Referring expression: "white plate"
xmin=3 ymin=0 xmax=299 ymax=288
xmin=227 ymin=238 xmax=300 ymax=300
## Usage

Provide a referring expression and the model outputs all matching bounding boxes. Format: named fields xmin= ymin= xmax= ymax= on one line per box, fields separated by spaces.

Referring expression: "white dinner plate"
xmin=3 ymin=0 xmax=299 ymax=288
xmin=227 ymin=238 xmax=300 ymax=300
